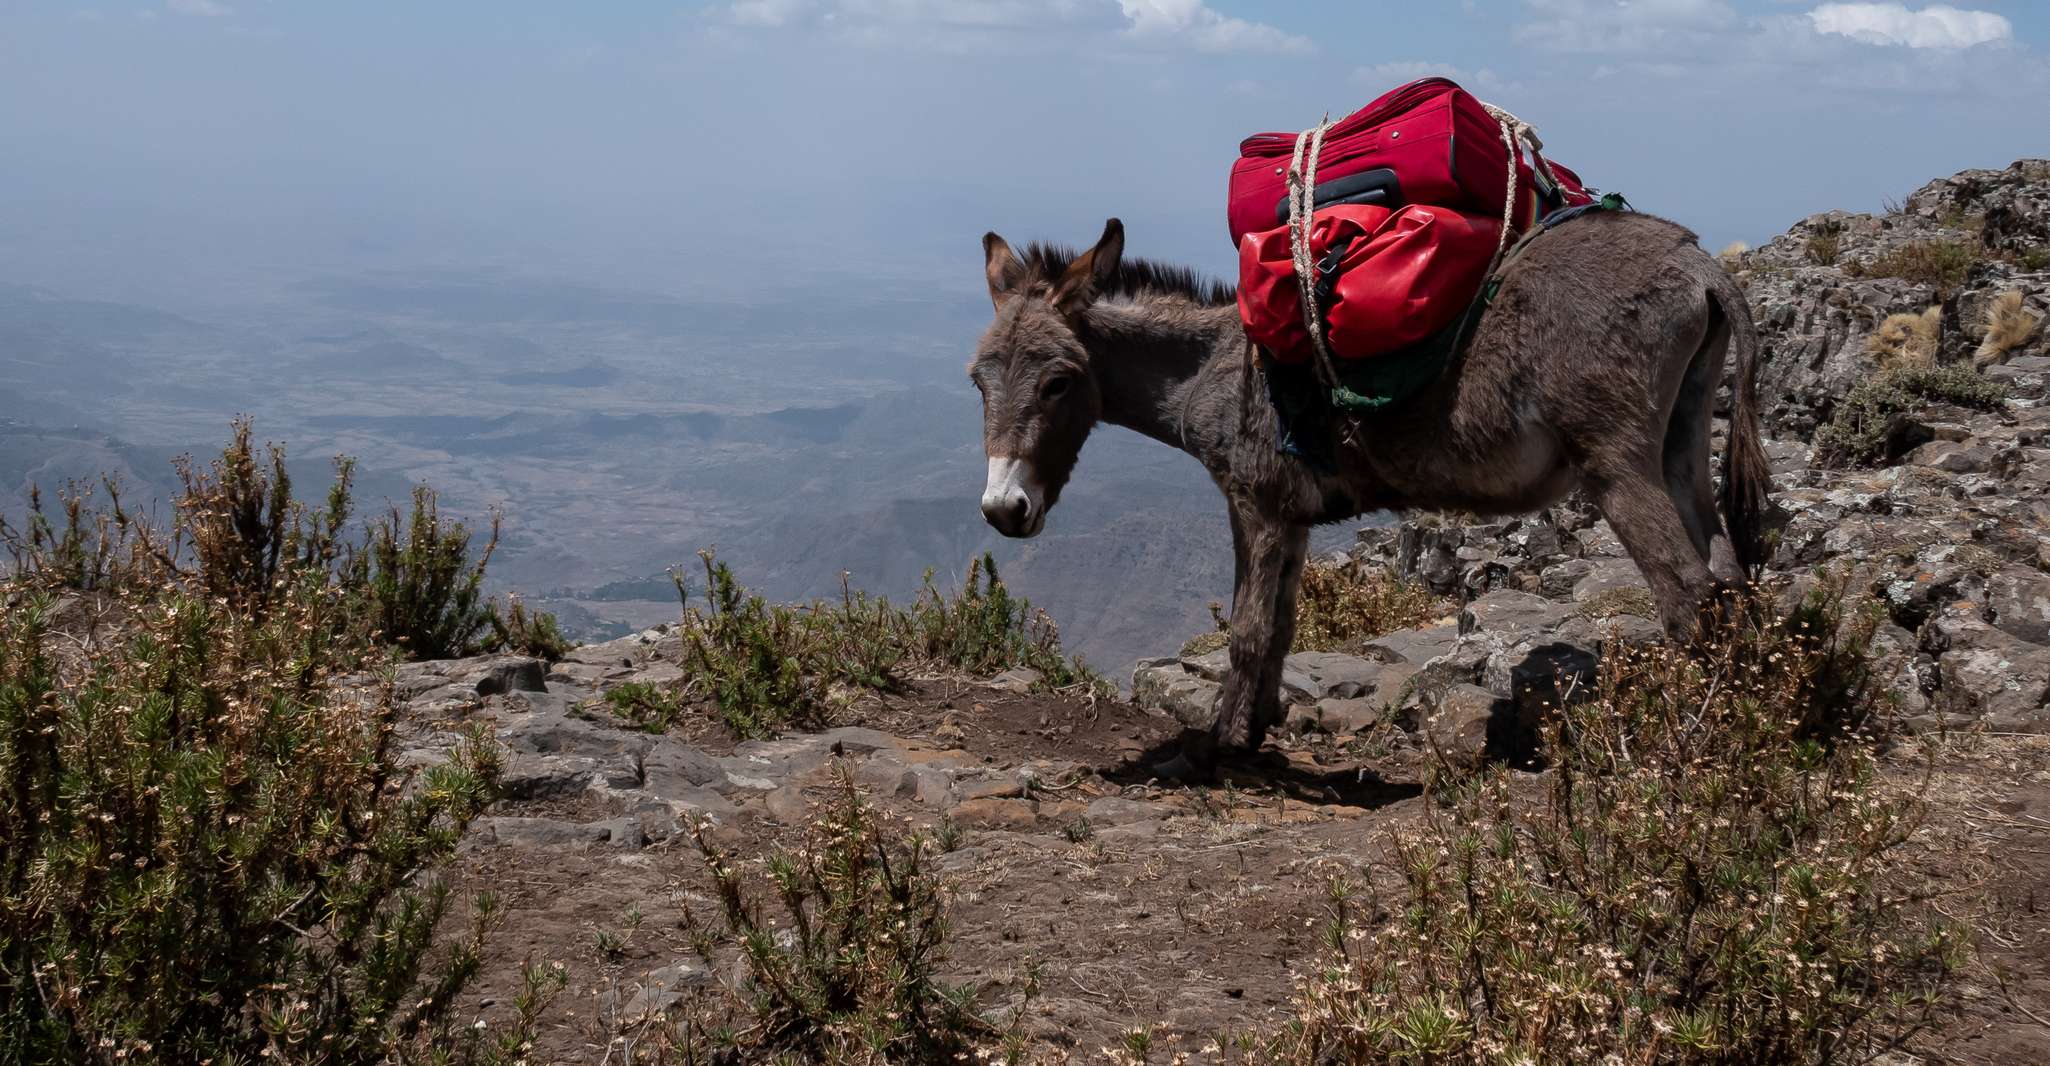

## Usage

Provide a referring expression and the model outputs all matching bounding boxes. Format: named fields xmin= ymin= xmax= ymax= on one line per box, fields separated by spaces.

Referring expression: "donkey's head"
xmin=971 ymin=218 xmax=1124 ymax=538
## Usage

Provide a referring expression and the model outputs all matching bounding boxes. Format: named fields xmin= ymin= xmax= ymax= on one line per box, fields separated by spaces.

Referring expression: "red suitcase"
xmin=1227 ymin=78 xmax=1592 ymax=247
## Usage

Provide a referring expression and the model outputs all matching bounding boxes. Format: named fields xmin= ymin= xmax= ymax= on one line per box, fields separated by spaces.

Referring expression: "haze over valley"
xmin=0 ymin=269 xmax=1259 ymax=672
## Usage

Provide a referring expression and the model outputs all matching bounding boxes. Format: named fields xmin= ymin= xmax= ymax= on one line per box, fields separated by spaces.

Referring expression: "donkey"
xmin=970 ymin=214 xmax=1771 ymax=774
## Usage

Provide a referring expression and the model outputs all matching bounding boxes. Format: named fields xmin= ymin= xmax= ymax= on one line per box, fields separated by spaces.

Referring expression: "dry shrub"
xmin=1244 ymin=581 xmax=1959 ymax=1065
xmin=1973 ymin=289 xmax=2042 ymax=367
xmin=1716 ymin=241 xmax=1748 ymax=272
xmin=1293 ymin=559 xmax=1444 ymax=652
xmin=1866 ymin=306 xmax=1942 ymax=369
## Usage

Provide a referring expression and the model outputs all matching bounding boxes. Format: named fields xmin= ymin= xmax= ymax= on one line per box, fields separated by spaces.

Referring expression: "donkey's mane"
xmin=1018 ymin=242 xmax=1236 ymax=308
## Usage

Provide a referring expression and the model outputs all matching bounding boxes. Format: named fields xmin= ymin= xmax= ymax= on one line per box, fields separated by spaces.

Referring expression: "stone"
xmin=1283 ymin=651 xmax=1386 ymax=700
xmin=1986 ymin=568 xmax=2050 ymax=646
xmin=990 ymin=667 xmax=1042 ymax=693
xmin=589 ymin=816 xmax=647 ymax=850
xmin=1908 ymin=441 xmax=1994 ymax=474
xmin=950 ymin=797 xmax=1039 ymax=832
xmin=640 ymin=740 xmax=725 ymax=796
xmin=1538 ymin=558 xmax=1594 ymax=599
xmin=453 ymin=655 xmax=549 ymax=696
xmin=955 ymin=774 xmax=1027 ymax=802
xmin=1083 ymin=796 xmax=1172 ymax=826
xmin=1922 ymin=605 xmax=2050 ymax=731
xmin=612 ymin=961 xmax=714 ymax=1024
xmin=474 ymin=817 xmax=608 ymax=849
xmin=1357 ymin=623 xmax=1462 ymax=666
xmin=1421 ymin=684 xmax=1499 ymax=768
xmin=1306 ymin=696 xmax=1382 ymax=735
xmin=1459 ymin=590 xmax=1570 ymax=638
xmin=762 ymin=785 xmax=810 ymax=825
xmin=1570 ymin=558 xmax=1648 ymax=604
xmin=1131 ymin=660 xmax=1221 ymax=730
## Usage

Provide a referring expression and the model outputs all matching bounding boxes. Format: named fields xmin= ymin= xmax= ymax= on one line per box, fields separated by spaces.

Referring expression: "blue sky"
xmin=2 ymin=1 xmax=2046 ymax=306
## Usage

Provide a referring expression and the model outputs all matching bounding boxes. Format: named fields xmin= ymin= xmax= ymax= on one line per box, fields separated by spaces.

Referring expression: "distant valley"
xmin=0 ymin=275 xmax=1356 ymax=673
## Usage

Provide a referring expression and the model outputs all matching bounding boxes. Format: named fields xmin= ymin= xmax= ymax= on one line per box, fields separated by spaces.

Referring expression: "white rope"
xmin=1477 ymin=100 xmax=1565 ymax=279
xmin=1285 ymin=114 xmax=1339 ymax=389
xmin=1280 ymin=100 xmax=1561 ymax=390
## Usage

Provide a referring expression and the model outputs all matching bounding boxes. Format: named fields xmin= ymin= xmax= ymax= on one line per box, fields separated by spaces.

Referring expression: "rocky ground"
xmin=396 ymin=163 xmax=2050 ymax=1062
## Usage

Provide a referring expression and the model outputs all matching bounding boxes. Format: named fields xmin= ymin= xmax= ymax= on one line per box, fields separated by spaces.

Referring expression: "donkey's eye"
xmin=1040 ymin=376 xmax=1071 ymax=403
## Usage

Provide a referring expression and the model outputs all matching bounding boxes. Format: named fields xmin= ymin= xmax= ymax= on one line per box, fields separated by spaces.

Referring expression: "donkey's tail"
xmin=1713 ymin=279 xmax=1772 ymax=576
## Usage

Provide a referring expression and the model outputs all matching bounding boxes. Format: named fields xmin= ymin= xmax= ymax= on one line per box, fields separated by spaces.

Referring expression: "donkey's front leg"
xmin=1247 ymin=521 xmax=1309 ymax=749
xmin=1211 ymin=509 xmax=1308 ymax=754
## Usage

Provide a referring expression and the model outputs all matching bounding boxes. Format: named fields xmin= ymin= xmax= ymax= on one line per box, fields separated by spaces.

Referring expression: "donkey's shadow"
xmin=1103 ymin=739 xmax=1422 ymax=811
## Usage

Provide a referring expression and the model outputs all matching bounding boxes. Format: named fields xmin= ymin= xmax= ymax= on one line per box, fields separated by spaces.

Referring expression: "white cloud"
xmin=1807 ymin=3 xmax=2010 ymax=48
xmin=166 ymin=0 xmax=232 ymax=16
xmin=1515 ymin=0 xmax=1738 ymax=53
xmin=714 ymin=0 xmax=1308 ymax=53
xmin=726 ymin=0 xmax=813 ymax=26
xmin=1116 ymin=0 xmax=1311 ymax=54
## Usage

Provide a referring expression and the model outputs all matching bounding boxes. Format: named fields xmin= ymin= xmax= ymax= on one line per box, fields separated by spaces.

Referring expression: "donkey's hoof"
xmin=1148 ymin=752 xmax=1210 ymax=782
xmin=1150 ymin=730 xmax=1220 ymax=782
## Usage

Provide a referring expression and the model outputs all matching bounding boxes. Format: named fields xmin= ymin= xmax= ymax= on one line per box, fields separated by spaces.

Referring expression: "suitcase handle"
xmin=1272 ymin=168 xmax=1403 ymax=226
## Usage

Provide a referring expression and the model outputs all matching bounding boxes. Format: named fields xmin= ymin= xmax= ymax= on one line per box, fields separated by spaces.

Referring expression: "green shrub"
xmin=603 ymin=680 xmax=690 ymax=733
xmin=174 ymin=418 xmax=356 ymax=617
xmin=349 ymin=485 xmax=499 ymax=660
xmin=0 ymin=480 xmax=143 ymax=593
xmin=0 ymin=572 xmax=548 ymax=1064
xmin=635 ymin=552 xmax=1105 ymax=739
xmin=1244 ymin=582 xmax=1958 ymax=1066
xmin=484 ymin=595 xmax=574 ymax=660
xmin=2 ymin=422 xmax=522 ymax=666
xmin=903 ymin=554 xmax=1095 ymax=688
xmin=680 ymin=768 xmax=986 ymax=1063
xmin=679 ymin=552 xmax=838 ymax=738
xmin=1817 ymin=363 xmax=2007 ymax=466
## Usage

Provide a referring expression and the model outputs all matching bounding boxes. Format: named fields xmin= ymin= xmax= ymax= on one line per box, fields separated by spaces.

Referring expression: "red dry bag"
xmin=1237 ymin=204 xmax=1501 ymax=365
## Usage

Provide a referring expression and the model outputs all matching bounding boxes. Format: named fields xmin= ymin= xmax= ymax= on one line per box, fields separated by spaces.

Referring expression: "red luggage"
xmin=1227 ymin=78 xmax=1592 ymax=248
xmin=1237 ymin=204 xmax=1501 ymax=365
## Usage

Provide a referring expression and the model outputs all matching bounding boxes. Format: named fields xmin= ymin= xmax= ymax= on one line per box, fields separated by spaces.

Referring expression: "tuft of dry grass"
xmin=1716 ymin=241 xmax=1749 ymax=272
xmin=1974 ymin=289 xmax=2042 ymax=368
xmin=1867 ymin=305 xmax=1943 ymax=369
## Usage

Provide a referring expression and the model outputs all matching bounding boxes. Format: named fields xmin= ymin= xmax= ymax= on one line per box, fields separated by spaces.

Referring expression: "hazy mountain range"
xmin=0 ymin=275 xmax=1353 ymax=673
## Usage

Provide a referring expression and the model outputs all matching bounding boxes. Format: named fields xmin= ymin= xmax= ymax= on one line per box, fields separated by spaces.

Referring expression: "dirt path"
xmin=414 ymin=660 xmax=2050 ymax=1063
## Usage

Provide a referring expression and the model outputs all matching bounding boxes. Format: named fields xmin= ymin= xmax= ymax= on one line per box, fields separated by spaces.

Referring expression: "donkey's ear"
xmin=1051 ymin=218 xmax=1124 ymax=317
xmin=983 ymin=232 xmax=1026 ymax=310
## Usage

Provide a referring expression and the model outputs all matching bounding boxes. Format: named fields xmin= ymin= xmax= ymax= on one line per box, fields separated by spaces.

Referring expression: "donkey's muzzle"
xmin=980 ymin=457 xmax=1043 ymax=538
